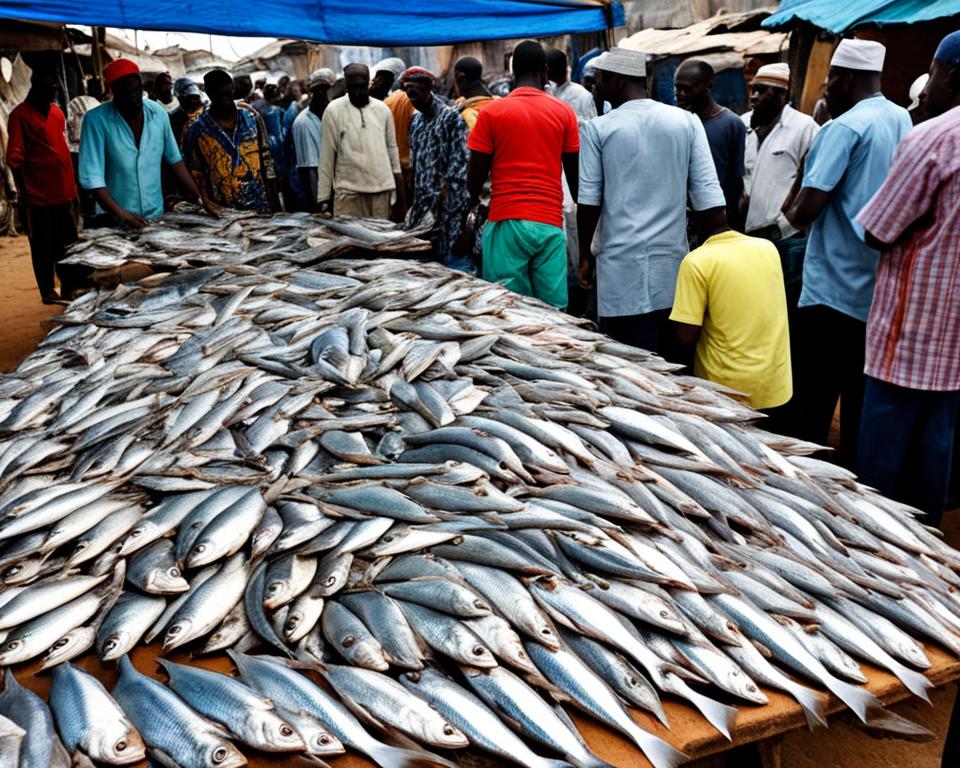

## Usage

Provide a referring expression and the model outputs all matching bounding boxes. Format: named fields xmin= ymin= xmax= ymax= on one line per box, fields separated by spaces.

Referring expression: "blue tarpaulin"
xmin=763 ymin=0 xmax=960 ymax=34
xmin=0 ymin=0 xmax=624 ymax=46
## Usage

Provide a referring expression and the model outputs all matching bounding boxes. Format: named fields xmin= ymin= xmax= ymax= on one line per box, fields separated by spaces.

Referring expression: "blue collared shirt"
xmin=579 ymin=98 xmax=724 ymax=317
xmin=799 ymin=95 xmax=911 ymax=321
xmin=78 ymin=98 xmax=182 ymax=219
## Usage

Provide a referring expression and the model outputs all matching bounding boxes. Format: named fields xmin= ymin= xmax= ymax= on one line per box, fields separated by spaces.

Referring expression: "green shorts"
xmin=482 ymin=219 xmax=568 ymax=309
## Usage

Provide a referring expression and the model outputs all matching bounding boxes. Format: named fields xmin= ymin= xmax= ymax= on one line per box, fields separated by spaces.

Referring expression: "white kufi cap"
xmin=830 ymin=39 xmax=886 ymax=72
xmin=595 ymin=47 xmax=646 ymax=78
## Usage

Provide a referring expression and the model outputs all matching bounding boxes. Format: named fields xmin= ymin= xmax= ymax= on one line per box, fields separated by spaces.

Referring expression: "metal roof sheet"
xmin=763 ymin=0 xmax=960 ymax=33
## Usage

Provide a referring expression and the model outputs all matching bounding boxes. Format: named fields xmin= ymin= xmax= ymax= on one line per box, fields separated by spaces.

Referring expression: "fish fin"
xmin=667 ymin=676 xmax=737 ymax=740
xmin=786 ymin=684 xmax=829 ymax=729
xmin=624 ymin=727 xmax=689 ymax=768
xmin=751 ymin=640 xmax=773 ymax=659
xmin=366 ymin=742 xmax=460 ymax=768
xmin=296 ymin=755 xmax=332 ymax=768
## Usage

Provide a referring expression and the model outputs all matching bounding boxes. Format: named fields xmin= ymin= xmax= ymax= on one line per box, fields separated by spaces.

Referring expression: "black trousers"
xmin=782 ymin=304 xmax=866 ymax=468
xmin=598 ymin=309 xmax=673 ymax=356
xmin=24 ymin=202 xmax=80 ymax=298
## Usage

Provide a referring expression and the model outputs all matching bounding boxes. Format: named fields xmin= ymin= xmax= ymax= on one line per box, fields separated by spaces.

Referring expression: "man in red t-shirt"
xmin=6 ymin=63 xmax=81 ymax=304
xmin=467 ymin=40 xmax=580 ymax=309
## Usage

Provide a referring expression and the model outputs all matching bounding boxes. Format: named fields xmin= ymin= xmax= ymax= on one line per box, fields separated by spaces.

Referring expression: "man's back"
xmin=467 ymin=87 xmax=578 ymax=228
xmin=578 ymin=99 xmax=723 ymax=316
xmin=702 ymin=107 xmax=745 ymax=226
xmin=671 ymin=230 xmax=791 ymax=409
xmin=800 ymin=94 xmax=912 ymax=321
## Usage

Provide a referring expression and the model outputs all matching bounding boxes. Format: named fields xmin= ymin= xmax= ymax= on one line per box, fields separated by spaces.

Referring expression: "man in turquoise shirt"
xmin=783 ymin=39 xmax=911 ymax=467
xmin=79 ymin=59 xmax=211 ymax=227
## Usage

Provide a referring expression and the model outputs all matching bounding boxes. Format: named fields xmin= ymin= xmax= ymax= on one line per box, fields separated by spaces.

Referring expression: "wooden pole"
xmin=91 ymin=26 xmax=104 ymax=94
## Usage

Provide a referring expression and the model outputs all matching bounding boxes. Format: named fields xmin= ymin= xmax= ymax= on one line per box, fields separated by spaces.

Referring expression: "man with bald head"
xmin=317 ymin=63 xmax=404 ymax=219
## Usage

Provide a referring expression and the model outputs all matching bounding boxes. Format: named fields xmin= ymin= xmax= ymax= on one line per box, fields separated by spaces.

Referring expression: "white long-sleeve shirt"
xmin=317 ymin=95 xmax=401 ymax=202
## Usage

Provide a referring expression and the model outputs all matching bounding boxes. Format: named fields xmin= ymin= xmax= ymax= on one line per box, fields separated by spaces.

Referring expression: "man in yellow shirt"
xmin=453 ymin=57 xmax=498 ymax=134
xmin=670 ymin=208 xmax=792 ymax=418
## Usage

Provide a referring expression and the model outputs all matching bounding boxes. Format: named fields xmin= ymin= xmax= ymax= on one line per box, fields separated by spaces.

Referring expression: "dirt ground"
xmin=0 ymin=233 xmax=957 ymax=767
xmin=0 ymin=235 xmax=63 ymax=372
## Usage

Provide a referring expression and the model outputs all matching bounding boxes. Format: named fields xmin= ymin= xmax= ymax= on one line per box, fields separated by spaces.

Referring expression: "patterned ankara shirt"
xmin=858 ymin=105 xmax=960 ymax=392
xmin=407 ymin=96 xmax=470 ymax=265
xmin=183 ymin=106 xmax=273 ymax=212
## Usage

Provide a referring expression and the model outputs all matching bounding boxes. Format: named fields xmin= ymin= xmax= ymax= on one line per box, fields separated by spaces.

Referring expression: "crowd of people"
xmin=4 ymin=31 xmax=959 ymax=527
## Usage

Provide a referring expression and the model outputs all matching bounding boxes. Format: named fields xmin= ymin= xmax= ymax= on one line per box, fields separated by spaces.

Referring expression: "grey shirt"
xmin=579 ymin=99 xmax=724 ymax=317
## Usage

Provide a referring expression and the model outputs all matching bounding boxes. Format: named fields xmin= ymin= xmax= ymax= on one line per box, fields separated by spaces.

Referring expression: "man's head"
xmin=749 ymin=62 xmax=790 ymax=125
xmin=104 ymin=59 xmax=143 ymax=114
xmin=153 ymin=72 xmax=173 ymax=104
xmin=264 ymin=84 xmax=282 ymax=105
xmin=545 ymin=48 xmax=569 ymax=85
xmin=401 ymin=67 xmax=437 ymax=111
xmin=204 ymin=69 xmax=235 ymax=114
xmin=344 ymin=63 xmax=371 ymax=108
xmin=694 ymin=206 xmax=729 ymax=244
xmin=454 ymin=56 xmax=483 ymax=97
xmin=308 ymin=68 xmax=336 ymax=101
xmin=371 ymin=58 xmax=406 ymax=100
xmin=29 ymin=64 xmax=59 ymax=103
xmin=924 ymin=30 xmax=960 ymax=119
xmin=233 ymin=74 xmax=253 ymax=101
xmin=511 ymin=40 xmax=547 ymax=87
xmin=278 ymin=74 xmax=291 ymax=93
xmin=824 ymin=39 xmax=885 ymax=118
xmin=594 ymin=48 xmax=647 ymax=107
xmin=674 ymin=59 xmax=714 ymax=114
xmin=287 ymin=81 xmax=303 ymax=103
xmin=174 ymin=77 xmax=203 ymax=113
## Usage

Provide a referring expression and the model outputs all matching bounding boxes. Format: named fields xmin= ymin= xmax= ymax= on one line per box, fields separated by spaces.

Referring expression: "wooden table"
xmin=14 ymin=641 xmax=960 ymax=768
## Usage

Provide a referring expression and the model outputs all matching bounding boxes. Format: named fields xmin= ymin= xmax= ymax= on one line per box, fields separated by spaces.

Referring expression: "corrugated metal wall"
xmin=623 ymin=0 xmax=777 ymax=31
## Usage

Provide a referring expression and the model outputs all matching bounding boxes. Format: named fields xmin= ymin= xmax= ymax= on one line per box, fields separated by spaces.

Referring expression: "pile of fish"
xmin=0 ymin=218 xmax=958 ymax=768
xmin=61 ymin=208 xmax=432 ymax=271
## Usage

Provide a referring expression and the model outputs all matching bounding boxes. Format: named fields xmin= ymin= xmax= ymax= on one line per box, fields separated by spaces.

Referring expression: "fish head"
xmin=301 ymin=722 xmax=344 ymax=755
xmin=721 ymin=664 xmax=768 ymax=705
xmin=203 ymin=739 xmax=246 ymax=768
xmin=344 ymin=638 xmax=390 ymax=671
xmin=163 ymin=619 xmax=195 ymax=652
xmin=186 ymin=539 xmax=219 ymax=569
xmin=252 ymin=710 xmax=305 ymax=752
xmin=40 ymin=627 xmax=95 ymax=669
xmin=421 ymin=718 xmax=470 ymax=749
xmin=897 ymin=640 xmax=930 ymax=670
xmin=263 ymin=578 xmax=290 ymax=609
xmin=119 ymin=522 xmax=158 ymax=556
xmin=145 ymin=566 xmax=189 ymax=593
xmin=99 ymin=631 xmax=132 ymax=661
xmin=88 ymin=722 xmax=146 ymax=765
xmin=0 ymin=635 xmax=28 ymax=664
xmin=454 ymin=589 xmax=491 ymax=617
xmin=529 ymin=614 xmax=562 ymax=649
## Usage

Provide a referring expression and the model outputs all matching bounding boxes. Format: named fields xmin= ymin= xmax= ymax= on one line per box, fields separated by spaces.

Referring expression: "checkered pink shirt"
xmin=857 ymin=106 xmax=960 ymax=392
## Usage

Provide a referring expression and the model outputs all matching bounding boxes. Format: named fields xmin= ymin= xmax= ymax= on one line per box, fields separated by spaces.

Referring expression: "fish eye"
xmin=747 ymin=684 xmax=758 ymax=693
xmin=472 ymin=645 xmax=485 ymax=656
xmin=6 ymin=640 xmax=21 ymax=651
xmin=212 ymin=747 xmax=228 ymax=763
xmin=628 ymin=676 xmax=638 ymax=685
xmin=324 ymin=576 xmax=336 ymax=586
xmin=104 ymin=639 xmax=118 ymax=652
xmin=129 ymin=529 xmax=142 ymax=537
xmin=342 ymin=635 xmax=356 ymax=648
xmin=443 ymin=725 xmax=455 ymax=735
xmin=452 ymin=536 xmax=464 ymax=545
xmin=116 ymin=741 xmax=127 ymax=751
xmin=170 ymin=568 xmax=181 ymax=577
xmin=168 ymin=626 xmax=182 ymax=636
xmin=319 ymin=735 xmax=331 ymax=745
xmin=267 ymin=582 xmax=281 ymax=593
xmin=540 ymin=627 xmax=552 ymax=635
xmin=4 ymin=565 xmax=22 ymax=578
xmin=54 ymin=638 xmax=70 ymax=649
xmin=194 ymin=544 xmax=206 ymax=553
xmin=473 ymin=600 xmax=485 ymax=610
xmin=280 ymin=725 xmax=294 ymax=737
xmin=659 ymin=611 xmax=671 ymax=618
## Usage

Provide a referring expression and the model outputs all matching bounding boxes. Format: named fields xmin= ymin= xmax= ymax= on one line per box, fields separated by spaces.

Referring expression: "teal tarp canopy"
xmin=0 ymin=0 xmax=623 ymax=46
xmin=763 ymin=0 xmax=960 ymax=34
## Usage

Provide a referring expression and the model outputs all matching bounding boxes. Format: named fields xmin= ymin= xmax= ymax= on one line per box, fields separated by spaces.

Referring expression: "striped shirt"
xmin=857 ymin=105 xmax=960 ymax=391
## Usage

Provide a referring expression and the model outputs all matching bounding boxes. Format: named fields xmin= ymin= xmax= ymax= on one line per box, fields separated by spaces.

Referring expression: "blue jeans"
xmin=857 ymin=376 xmax=959 ymax=527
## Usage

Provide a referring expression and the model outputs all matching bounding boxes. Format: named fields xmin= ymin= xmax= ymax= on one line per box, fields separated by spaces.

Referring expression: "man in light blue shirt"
xmin=293 ymin=68 xmax=335 ymax=211
xmin=783 ymin=39 xmax=911 ymax=466
xmin=577 ymin=47 xmax=725 ymax=354
xmin=78 ymin=59 xmax=209 ymax=227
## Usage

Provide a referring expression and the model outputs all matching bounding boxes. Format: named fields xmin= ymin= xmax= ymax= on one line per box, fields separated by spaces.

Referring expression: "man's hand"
xmin=201 ymin=197 xmax=223 ymax=218
xmin=578 ymin=254 xmax=594 ymax=290
xmin=317 ymin=199 xmax=332 ymax=216
xmin=117 ymin=209 xmax=148 ymax=229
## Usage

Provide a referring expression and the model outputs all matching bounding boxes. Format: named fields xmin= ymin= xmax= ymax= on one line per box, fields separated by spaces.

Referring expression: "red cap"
xmin=103 ymin=58 xmax=141 ymax=88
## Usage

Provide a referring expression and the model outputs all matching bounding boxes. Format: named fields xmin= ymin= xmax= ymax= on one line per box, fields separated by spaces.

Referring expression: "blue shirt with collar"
xmin=78 ymin=98 xmax=182 ymax=219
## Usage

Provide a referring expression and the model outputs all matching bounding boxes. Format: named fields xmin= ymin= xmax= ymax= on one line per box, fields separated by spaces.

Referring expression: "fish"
xmin=49 ymin=662 xmax=146 ymax=764
xmin=112 ymin=657 xmax=246 ymax=768
xmin=0 ymin=669 xmax=71 ymax=768
xmin=157 ymin=660 xmax=304 ymax=752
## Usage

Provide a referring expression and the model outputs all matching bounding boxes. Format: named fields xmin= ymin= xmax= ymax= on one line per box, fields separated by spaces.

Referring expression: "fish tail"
xmin=827 ymin=678 xmax=880 ymax=723
xmin=366 ymin=743 xmax=459 ymax=768
xmin=671 ymin=679 xmax=737 ymax=740
xmin=625 ymin=726 xmax=689 ymax=768
xmin=889 ymin=663 xmax=934 ymax=704
xmin=785 ymin=683 xmax=828 ymax=729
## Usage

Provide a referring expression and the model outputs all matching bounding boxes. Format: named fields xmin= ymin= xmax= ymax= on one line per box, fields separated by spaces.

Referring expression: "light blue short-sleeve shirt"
xmin=799 ymin=95 xmax=911 ymax=321
xmin=579 ymin=99 xmax=724 ymax=317
xmin=78 ymin=99 xmax=182 ymax=219
xmin=293 ymin=108 xmax=323 ymax=169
